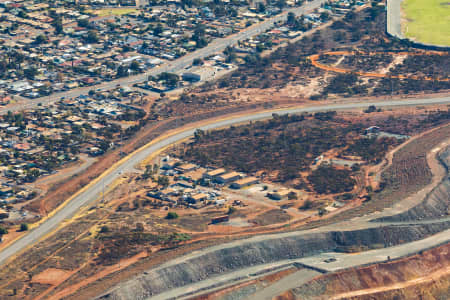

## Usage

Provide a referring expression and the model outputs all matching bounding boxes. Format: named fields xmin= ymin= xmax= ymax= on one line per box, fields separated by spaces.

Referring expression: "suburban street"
xmin=0 ymin=0 xmax=328 ymax=115
xmin=0 ymin=95 xmax=449 ymax=267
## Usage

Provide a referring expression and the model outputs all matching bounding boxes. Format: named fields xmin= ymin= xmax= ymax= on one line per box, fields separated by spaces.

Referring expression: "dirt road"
xmin=309 ymin=51 xmax=449 ymax=81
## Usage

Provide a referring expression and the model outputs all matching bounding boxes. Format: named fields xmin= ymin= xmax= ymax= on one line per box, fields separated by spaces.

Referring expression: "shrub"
xmin=166 ymin=212 xmax=178 ymax=219
xmin=318 ymin=207 xmax=327 ymax=216
xmin=307 ymin=165 xmax=356 ymax=194
xmin=288 ymin=191 xmax=298 ymax=200
xmin=0 ymin=226 xmax=8 ymax=235
xmin=299 ymin=200 xmax=313 ymax=210
xmin=20 ymin=223 xmax=28 ymax=231
xmin=135 ymin=223 xmax=144 ymax=232
xmin=364 ymin=105 xmax=377 ymax=113
xmin=227 ymin=206 xmax=236 ymax=215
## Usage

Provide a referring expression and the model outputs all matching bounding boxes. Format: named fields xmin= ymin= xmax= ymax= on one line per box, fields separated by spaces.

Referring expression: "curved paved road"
xmin=0 ymin=96 xmax=449 ymax=267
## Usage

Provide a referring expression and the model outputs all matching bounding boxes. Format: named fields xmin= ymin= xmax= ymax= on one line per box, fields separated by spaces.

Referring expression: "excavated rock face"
xmin=97 ymin=223 xmax=450 ymax=300
xmin=98 ymin=232 xmax=333 ymax=300
xmin=291 ymin=243 xmax=450 ymax=300
xmin=376 ymin=148 xmax=450 ymax=222
xmin=97 ymin=148 xmax=450 ymax=300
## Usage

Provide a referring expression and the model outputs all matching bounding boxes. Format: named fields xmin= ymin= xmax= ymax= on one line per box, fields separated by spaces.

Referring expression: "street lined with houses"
xmin=0 ymin=0 xmax=329 ymax=114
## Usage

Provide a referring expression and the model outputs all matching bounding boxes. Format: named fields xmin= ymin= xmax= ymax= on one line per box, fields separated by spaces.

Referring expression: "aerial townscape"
xmin=0 ymin=0 xmax=448 ymax=299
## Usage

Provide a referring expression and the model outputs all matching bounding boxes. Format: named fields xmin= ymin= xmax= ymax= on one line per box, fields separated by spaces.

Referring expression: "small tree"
xmin=99 ymin=225 xmax=109 ymax=233
xmin=166 ymin=212 xmax=178 ymax=219
xmin=85 ymin=30 xmax=99 ymax=43
xmin=157 ymin=175 xmax=170 ymax=188
xmin=130 ymin=60 xmax=140 ymax=71
xmin=153 ymin=23 xmax=163 ymax=36
xmin=116 ymin=65 xmax=128 ymax=78
xmin=53 ymin=17 xmax=63 ymax=34
xmin=24 ymin=67 xmax=38 ymax=80
xmin=77 ymin=18 xmax=89 ymax=28
xmin=288 ymin=191 xmax=298 ymax=200
xmin=193 ymin=58 xmax=203 ymax=66
xmin=227 ymin=206 xmax=236 ymax=215
xmin=287 ymin=12 xmax=296 ymax=25
xmin=364 ymin=105 xmax=377 ymax=113
xmin=318 ymin=207 xmax=326 ymax=217
xmin=20 ymin=223 xmax=29 ymax=231
xmin=299 ymin=200 xmax=313 ymax=210
xmin=0 ymin=226 xmax=8 ymax=235
xmin=34 ymin=34 xmax=47 ymax=44
xmin=135 ymin=223 xmax=144 ymax=232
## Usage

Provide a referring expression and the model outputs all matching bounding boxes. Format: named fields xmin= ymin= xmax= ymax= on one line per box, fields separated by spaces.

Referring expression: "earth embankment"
xmin=97 ymin=222 xmax=450 ymax=300
xmin=376 ymin=147 xmax=450 ymax=222
xmin=288 ymin=242 xmax=450 ymax=300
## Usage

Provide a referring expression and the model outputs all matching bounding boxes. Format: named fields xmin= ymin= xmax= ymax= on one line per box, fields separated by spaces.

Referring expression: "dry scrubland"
xmin=193 ymin=4 xmax=450 ymax=108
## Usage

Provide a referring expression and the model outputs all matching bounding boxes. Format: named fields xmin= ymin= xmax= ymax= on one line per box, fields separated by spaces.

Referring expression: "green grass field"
xmin=402 ymin=0 xmax=450 ymax=46
xmin=89 ymin=8 xmax=138 ymax=17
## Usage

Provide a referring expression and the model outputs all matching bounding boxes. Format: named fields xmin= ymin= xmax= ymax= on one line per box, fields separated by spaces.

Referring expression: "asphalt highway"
xmin=0 ymin=0 xmax=328 ymax=115
xmin=0 ymin=96 xmax=449 ymax=267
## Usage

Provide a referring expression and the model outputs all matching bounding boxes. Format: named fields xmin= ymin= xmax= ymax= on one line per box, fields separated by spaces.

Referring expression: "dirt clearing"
xmin=31 ymin=268 xmax=72 ymax=286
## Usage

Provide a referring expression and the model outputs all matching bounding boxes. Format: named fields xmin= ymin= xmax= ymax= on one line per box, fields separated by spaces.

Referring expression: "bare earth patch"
xmin=279 ymin=77 xmax=323 ymax=98
xmin=31 ymin=268 xmax=72 ymax=286
xmin=378 ymin=54 xmax=407 ymax=75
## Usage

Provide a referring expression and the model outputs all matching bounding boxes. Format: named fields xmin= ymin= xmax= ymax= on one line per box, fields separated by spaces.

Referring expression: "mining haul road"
xmin=101 ymin=139 xmax=450 ymax=300
xmin=0 ymin=96 xmax=449 ymax=267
